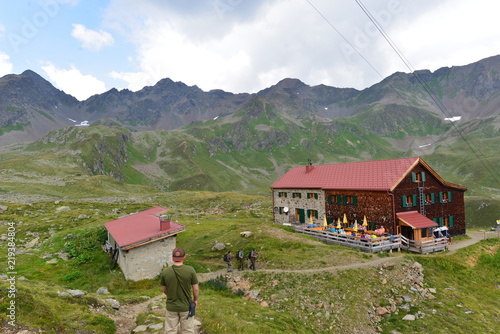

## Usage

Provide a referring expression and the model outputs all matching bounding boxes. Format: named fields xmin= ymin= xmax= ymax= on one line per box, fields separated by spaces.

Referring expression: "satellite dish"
xmin=283 ymin=207 xmax=289 ymax=213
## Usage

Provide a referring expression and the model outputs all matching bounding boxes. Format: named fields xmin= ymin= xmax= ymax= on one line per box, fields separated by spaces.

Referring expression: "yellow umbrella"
xmin=309 ymin=215 xmax=314 ymax=225
xmin=343 ymin=213 xmax=348 ymax=225
xmin=336 ymin=218 xmax=341 ymax=229
xmin=353 ymin=220 xmax=358 ymax=232
xmin=323 ymin=216 xmax=327 ymax=227
xmin=363 ymin=215 xmax=368 ymax=227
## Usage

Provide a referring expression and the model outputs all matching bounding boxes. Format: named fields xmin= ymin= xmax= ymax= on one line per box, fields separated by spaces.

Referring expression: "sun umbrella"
xmin=353 ymin=220 xmax=358 ymax=232
xmin=336 ymin=218 xmax=341 ymax=229
xmin=363 ymin=215 xmax=368 ymax=227
xmin=309 ymin=215 xmax=314 ymax=225
xmin=343 ymin=213 xmax=348 ymax=225
xmin=323 ymin=216 xmax=327 ymax=227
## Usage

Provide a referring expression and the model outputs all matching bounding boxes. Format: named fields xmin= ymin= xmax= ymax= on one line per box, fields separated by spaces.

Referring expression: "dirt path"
xmin=197 ymin=231 xmax=494 ymax=281
xmin=110 ymin=230 xmax=496 ymax=333
xmin=106 ymin=295 xmax=164 ymax=334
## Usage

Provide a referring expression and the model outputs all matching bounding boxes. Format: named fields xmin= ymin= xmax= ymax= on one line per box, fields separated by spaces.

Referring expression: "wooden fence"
xmin=399 ymin=235 xmax=448 ymax=253
xmin=294 ymin=227 xmax=401 ymax=253
xmin=294 ymin=227 xmax=448 ymax=253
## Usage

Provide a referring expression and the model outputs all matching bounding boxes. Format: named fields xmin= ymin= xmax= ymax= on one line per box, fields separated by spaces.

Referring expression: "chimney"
xmin=306 ymin=159 xmax=314 ymax=173
xmin=159 ymin=215 xmax=171 ymax=231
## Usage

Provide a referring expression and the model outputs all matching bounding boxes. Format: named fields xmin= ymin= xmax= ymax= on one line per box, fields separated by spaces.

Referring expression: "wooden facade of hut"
xmin=271 ymin=157 xmax=467 ymax=238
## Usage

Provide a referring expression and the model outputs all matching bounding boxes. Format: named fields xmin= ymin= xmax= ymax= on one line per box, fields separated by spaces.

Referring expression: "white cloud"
xmin=0 ymin=52 xmax=13 ymax=76
xmin=102 ymin=0 xmax=500 ymax=94
xmin=390 ymin=0 xmax=500 ymax=72
xmin=71 ymin=24 xmax=115 ymax=51
xmin=0 ymin=24 xmax=5 ymax=38
xmin=41 ymin=63 xmax=107 ymax=100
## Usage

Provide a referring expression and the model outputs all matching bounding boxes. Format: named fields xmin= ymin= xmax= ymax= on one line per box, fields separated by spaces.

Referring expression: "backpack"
xmin=248 ymin=251 xmax=252 ymax=260
xmin=223 ymin=253 xmax=229 ymax=262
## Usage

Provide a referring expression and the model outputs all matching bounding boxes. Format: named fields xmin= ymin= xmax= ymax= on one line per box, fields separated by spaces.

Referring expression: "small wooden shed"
xmin=104 ymin=207 xmax=185 ymax=281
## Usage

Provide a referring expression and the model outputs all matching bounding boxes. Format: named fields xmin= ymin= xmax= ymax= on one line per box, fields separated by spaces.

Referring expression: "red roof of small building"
xmin=104 ymin=207 xmax=185 ymax=249
xmin=396 ymin=211 xmax=438 ymax=229
xmin=271 ymin=157 xmax=420 ymax=191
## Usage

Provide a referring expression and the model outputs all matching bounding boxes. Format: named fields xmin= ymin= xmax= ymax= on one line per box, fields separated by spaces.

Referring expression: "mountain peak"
xmin=274 ymin=78 xmax=308 ymax=90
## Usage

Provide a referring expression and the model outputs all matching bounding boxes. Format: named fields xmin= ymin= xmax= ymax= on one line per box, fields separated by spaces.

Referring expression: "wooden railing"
xmin=399 ymin=235 xmax=448 ymax=253
xmin=295 ymin=227 xmax=401 ymax=253
xmin=294 ymin=227 xmax=448 ymax=253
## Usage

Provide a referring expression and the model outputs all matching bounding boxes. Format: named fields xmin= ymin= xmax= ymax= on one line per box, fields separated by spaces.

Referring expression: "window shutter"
xmin=421 ymin=172 xmax=426 ymax=182
xmin=449 ymin=216 xmax=454 ymax=228
xmin=439 ymin=192 xmax=443 ymax=203
xmin=342 ymin=195 xmax=347 ymax=205
xmin=431 ymin=193 xmax=435 ymax=203
xmin=448 ymin=191 xmax=452 ymax=202
xmin=412 ymin=194 xmax=417 ymax=206
xmin=411 ymin=172 xmax=416 ymax=182
xmin=328 ymin=195 xmax=332 ymax=204
xmin=353 ymin=196 xmax=358 ymax=206
xmin=337 ymin=195 xmax=342 ymax=205
xmin=279 ymin=207 xmax=283 ymax=214
xmin=402 ymin=196 xmax=407 ymax=207
xmin=307 ymin=210 xmax=311 ymax=217
xmin=438 ymin=217 xmax=443 ymax=227
xmin=432 ymin=218 xmax=437 ymax=223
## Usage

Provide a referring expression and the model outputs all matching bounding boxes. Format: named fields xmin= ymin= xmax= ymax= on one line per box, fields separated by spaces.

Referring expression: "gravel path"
xmin=197 ymin=230 xmax=496 ymax=282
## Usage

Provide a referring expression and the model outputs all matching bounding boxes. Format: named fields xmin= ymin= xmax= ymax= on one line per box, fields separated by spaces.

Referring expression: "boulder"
xmin=403 ymin=314 xmax=416 ymax=321
xmin=67 ymin=289 xmax=85 ymax=297
xmin=96 ymin=287 xmax=110 ymax=294
xmin=211 ymin=242 xmax=225 ymax=251
xmin=240 ymin=231 xmax=253 ymax=238
xmin=105 ymin=298 xmax=120 ymax=310
xmin=55 ymin=206 xmax=71 ymax=213
xmin=148 ymin=323 xmax=164 ymax=330
xmin=375 ymin=307 xmax=390 ymax=316
xmin=25 ymin=237 xmax=40 ymax=248
xmin=132 ymin=325 xmax=148 ymax=332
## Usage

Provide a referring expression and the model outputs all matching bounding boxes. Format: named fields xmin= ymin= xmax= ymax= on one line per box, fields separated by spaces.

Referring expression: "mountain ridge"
xmin=0 ymin=55 xmax=498 ymax=201
xmin=1 ymin=54 xmax=499 ymax=147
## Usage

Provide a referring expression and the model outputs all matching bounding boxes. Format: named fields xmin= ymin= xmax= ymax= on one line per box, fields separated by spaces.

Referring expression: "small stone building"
xmin=104 ymin=207 xmax=185 ymax=281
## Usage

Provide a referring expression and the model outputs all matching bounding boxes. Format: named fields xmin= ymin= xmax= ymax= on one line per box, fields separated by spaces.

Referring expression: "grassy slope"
xmin=0 ymin=194 xmax=498 ymax=333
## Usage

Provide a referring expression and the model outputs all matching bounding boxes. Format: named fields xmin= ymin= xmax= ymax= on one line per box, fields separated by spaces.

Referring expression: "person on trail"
xmin=224 ymin=251 xmax=233 ymax=272
xmin=160 ymin=247 xmax=199 ymax=334
xmin=236 ymin=249 xmax=245 ymax=271
xmin=248 ymin=248 xmax=257 ymax=271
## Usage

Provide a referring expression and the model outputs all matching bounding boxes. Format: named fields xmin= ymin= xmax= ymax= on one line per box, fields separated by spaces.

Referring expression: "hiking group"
xmin=224 ymin=248 xmax=258 ymax=272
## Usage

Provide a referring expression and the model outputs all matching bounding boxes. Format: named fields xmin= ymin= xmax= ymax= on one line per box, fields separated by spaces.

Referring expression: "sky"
xmin=0 ymin=0 xmax=498 ymax=101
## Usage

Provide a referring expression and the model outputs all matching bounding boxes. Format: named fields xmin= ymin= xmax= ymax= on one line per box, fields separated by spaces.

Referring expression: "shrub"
xmin=64 ymin=226 xmax=108 ymax=264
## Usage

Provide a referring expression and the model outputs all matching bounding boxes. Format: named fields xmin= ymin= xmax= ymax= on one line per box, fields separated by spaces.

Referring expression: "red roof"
xmin=104 ymin=207 xmax=185 ymax=249
xmin=271 ymin=157 xmax=420 ymax=191
xmin=396 ymin=211 xmax=438 ymax=229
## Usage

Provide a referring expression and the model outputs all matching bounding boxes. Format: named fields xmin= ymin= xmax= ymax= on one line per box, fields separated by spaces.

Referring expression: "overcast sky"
xmin=0 ymin=0 xmax=498 ymax=100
